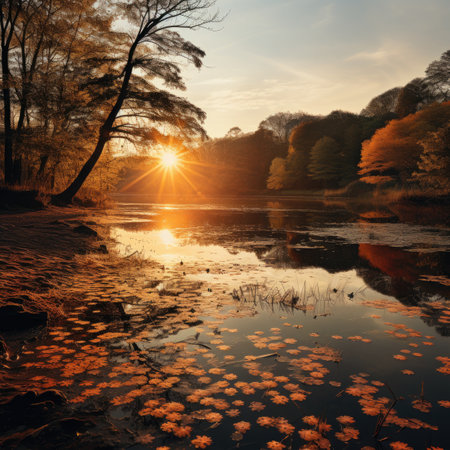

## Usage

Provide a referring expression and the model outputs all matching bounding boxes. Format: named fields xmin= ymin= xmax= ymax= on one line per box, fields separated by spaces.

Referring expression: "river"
xmin=2 ymin=195 xmax=449 ymax=449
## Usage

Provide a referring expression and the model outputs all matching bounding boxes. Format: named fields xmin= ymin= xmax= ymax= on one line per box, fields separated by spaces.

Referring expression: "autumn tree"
xmin=359 ymin=102 xmax=450 ymax=185
xmin=51 ymin=0 xmax=220 ymax=204
xmin=267 ymin=157 xmax=287 ymax=190
xmin=14 ymin=0 xmax=114 ymax=188
xmin=410 ymin=124 xmax=450 ymax=191
xmin=0 ymin=0 xmax=114 ymax=187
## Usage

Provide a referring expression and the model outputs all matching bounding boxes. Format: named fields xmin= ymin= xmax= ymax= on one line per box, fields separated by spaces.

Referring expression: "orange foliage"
xmin=359 ymin=102 xmax=450 ymax=184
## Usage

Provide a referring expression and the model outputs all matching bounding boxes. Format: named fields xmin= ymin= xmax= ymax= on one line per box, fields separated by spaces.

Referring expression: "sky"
xmin=181 ymin=0 xmax=450 ymax=137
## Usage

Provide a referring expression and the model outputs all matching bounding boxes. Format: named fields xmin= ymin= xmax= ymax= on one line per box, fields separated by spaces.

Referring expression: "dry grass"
xmin=72 ymin=188 xmax=114 ymax=208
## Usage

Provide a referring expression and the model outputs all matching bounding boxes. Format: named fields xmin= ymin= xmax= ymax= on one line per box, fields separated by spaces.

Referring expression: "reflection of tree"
xmin=267 ymin=202 xmax=285 ymax=229
xmin=359 ymin=244 xmax=418 ymax=284
xmin=420 ymin=303 xmax=449 ymax=337
xmin=357 ymin=244 xmax=449 ymax=336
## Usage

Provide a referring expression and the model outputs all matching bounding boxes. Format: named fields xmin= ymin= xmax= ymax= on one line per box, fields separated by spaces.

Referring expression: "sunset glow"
xmin=2 ymin=0 xmax=449 ymax=449
xmin=160 ymin=151 xmax=178 ymax=169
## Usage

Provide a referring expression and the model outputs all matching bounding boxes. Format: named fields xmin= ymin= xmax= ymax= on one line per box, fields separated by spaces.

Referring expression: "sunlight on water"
xmin=158 ymin=229 xmax=177 ymax=246
xmin=3 ymin=199 xmax=448 ymax=450
xmin=112 ymin=223 xmax=395 ymax=307
xmin=112 ymin=227 xmax=261 ymax=267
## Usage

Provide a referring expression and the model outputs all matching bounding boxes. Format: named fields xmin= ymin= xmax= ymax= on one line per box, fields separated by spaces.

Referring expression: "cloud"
xmin=346 ymin=48 xmax=392 ymax=63
xmin=194 ymin=77 xmax=341 ymax=114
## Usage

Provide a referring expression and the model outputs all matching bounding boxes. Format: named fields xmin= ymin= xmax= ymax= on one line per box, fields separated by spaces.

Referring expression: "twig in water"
xmin=221 ymin=352 xmax=279 ymax=366
xmin=373 ymin=382 xmax=398 ymax=439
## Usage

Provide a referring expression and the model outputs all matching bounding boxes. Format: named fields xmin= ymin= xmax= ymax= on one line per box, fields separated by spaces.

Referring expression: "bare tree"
xmin=360 ymin=87 xmax=402 ymax=117
xmin=424 ymin=49 xmax=450 ymax=102
xmin=52 ymin=0 xmax=220 ymax=204
xmin=259 ymin=111 xmax=317 ymax=142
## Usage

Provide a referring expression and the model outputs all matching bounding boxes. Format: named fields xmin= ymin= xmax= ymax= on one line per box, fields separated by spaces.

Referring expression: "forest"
xmin=1 ymin=0 xmax=217 ymax=205
xmin=0 ymin=1 xmax=449 ymax=204
xmin=113 ymin=50 xmax=450 ymax=200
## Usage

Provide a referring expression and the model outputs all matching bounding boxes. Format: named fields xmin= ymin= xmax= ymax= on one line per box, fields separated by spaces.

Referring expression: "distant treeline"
xmin=120 ymin=50 xmax=449 ymax=197
xmin=2 ymin=0 xmax=447 ymax=203
xmin=195 ymin=50 xmax=449 ymax=195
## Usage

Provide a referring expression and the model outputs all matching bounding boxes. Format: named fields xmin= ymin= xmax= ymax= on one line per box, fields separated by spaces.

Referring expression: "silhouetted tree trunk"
xmin=52 ymin=0 xmax=218 ymax=205
xmin=51 ymin=41 xmax=137 ymax=204
xmin=1 ymin=46 xmax=14 ymax=184
xmin=1 ymin=0 xmax=23 ymax=185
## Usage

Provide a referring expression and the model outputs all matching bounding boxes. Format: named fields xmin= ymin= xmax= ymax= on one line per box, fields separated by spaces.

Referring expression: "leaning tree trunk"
xmin=51 ymin=128 xmax=109 ymax=204
xmin=51 ymin=40 xmax=138 ymax=205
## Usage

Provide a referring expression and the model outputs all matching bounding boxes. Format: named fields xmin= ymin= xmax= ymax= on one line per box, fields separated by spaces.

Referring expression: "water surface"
xmin=2 ymin=196 xmax=449 ymax=449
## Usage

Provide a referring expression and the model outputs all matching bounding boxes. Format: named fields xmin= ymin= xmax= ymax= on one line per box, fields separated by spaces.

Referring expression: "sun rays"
xmin=160 ymin=151 xmax=179 ymax=169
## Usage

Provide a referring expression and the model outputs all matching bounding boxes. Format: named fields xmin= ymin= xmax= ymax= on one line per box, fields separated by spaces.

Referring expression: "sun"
xmin=160 ymin=151 xmax=178 ymax=169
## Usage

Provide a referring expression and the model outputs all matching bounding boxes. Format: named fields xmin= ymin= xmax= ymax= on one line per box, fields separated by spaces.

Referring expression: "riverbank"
xmin=0 ymin=207 xmax=221 ymax=448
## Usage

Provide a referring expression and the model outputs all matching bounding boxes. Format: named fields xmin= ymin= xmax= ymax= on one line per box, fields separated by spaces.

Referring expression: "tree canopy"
xmin=359 ymin=102 xmax=450 ymax=185
xmin=1 ymin=0 xmax=220 ymax=202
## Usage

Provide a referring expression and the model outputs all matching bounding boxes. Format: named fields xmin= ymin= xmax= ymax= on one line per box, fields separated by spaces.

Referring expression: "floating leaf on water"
xmin=191 ymin=435 xmax=212 ymax=449
xmin=390 ymin=442 xmax=413 ymax=450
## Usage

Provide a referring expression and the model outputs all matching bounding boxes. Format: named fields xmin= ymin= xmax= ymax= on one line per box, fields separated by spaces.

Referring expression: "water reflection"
xmin=112 ymin=227 xmax=261 ymax=267
xmin=3 ymin=197 xmax=449 ymax=449
xmin=159 ymin=229 xmax=177 ymax=246
xmin=111 ymin=198 xmax=450 ymax=301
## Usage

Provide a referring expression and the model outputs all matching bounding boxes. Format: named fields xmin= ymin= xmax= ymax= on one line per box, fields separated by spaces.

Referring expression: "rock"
xmin=0 ymin=304 xmax=47 ymax=332
xmin=0 ymin=336 xmax=7 ymax=356
xmin=4 ymin=390 xmax=67 ymax=409
xmin=97 ymin=244 xmax=108 ymax=254
xmin=73 ymin=225 xmax=98 ymax=237
xmin=0 ymin=188 xmax=43 ymax=210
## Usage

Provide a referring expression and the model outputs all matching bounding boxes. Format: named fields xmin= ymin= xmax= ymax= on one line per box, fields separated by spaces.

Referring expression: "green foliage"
xmin=308 ymin=137 xmax=341 ymax=183
xmin=281 ymin=111 xmax=392 ymax=190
